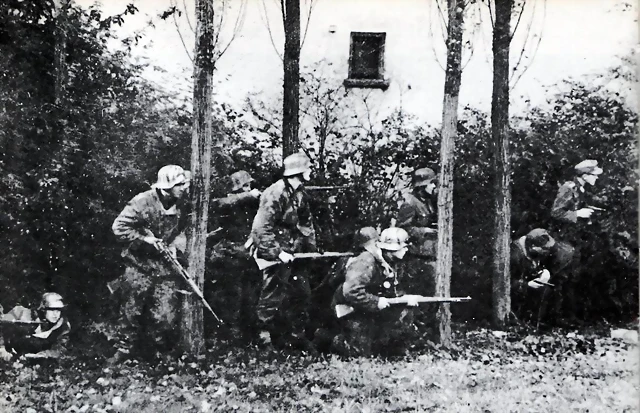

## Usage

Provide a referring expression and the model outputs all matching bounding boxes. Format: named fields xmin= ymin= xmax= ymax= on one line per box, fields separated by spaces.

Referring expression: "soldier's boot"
xmin=312 ymin=328 xmax=335 ymax=353
xmin=282 ymin=332 xmax=318 ymax=356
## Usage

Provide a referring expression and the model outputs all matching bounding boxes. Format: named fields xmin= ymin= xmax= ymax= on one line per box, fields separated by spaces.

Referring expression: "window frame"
xmin=344 ymin=31 xmax=390 ymax=90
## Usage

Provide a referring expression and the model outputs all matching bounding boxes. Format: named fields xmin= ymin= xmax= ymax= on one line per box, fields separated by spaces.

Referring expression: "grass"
xmin=0 ymin=326 xmax=637 ymax=412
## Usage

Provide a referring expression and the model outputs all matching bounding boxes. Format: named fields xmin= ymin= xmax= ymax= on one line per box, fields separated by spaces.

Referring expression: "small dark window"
xmin=344 ymin=32 xmax=389 ymax=90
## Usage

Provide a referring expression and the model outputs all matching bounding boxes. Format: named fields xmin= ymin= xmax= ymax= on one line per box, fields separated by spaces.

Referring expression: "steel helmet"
xmin=152 ymin=165 xmax=191 ymax=189
xmin=378 ymin=227 xmax=410 ymax=251
xmin=39 ymin=292 xmax=65 ymax=310
xmin=230 ymin=170 xmax=254 ymax=192
xmin=353 ymin=227 xmax=379 ymax=249
xmin=412 ymin=167 xmax=436 ymax=188
xmin=283 ymin=152 xmax=311 ymax=177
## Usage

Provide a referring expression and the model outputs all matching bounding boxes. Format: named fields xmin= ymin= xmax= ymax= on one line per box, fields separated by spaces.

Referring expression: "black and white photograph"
xmin=0 ymin=0 xmax=637 ymax=411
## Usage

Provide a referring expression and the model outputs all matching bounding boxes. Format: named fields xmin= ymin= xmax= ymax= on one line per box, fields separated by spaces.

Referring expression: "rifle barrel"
xmin=306 ymin=186 xmax=349 ymax=190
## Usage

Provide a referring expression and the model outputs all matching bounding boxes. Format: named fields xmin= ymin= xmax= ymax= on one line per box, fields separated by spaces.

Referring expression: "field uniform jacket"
xmin=250 ymin=179 xmax=317 ymax=261
xmin=397 ymin=192 xmax=437 ymax=257
xmin=510 ymin=236 xmax=576 ymax=285
xmin=551 ymin=181 xmax=584 ymax=224
xmin=112 ymin=189 xmax=188 ymax=266
xmin=210 ymin=192 xmax=260 ymax=257
xmin=333 ymin=246 xmax=399 ymax=313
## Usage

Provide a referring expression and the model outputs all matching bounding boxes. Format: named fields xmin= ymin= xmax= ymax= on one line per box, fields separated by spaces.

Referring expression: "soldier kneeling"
xmin=1 ymin=293 xmax=71 ymax=360
xmin=331 ymin=228 xmax=419 ymax=358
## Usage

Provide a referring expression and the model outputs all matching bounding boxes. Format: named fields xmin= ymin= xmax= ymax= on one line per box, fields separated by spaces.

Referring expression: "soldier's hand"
xmin=142 ymin=236 xmax=163 ymax=249
xmin=249 ymin=188 xmax=262 ymax=198
xmin=378 ymin=297 xmax=390 ymax=310
xmin=576 ymin=208 xmax=594 ymax=218
xmin=278 ymin=251 xmax=295 ymax=263
xmin=404 ymin=295 xmax=420 ymax=307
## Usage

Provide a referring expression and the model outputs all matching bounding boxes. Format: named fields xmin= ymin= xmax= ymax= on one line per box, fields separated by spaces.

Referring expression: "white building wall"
xmin=91 ymin=0 xmax=637 ymax=128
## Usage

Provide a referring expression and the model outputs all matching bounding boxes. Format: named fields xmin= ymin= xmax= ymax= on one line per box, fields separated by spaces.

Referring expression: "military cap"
xmin=574 ymin=160 xmax=603 ymax=175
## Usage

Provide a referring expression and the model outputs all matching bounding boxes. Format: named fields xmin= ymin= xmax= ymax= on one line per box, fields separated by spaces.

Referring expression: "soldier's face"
xmin=170 ymin=181 xmax=190 ymax=199
xmin=302 ymin=169 xmax=312 ymax=182
xmin=45 ymin=309 xmax=61 ymax=324
xmin=240 ymin=182 xmax=252 ymax=193
xmin=390 ymin=246 xmax=408 ymax=260
xmin=583 ymin=174 xmax=598 ymax=186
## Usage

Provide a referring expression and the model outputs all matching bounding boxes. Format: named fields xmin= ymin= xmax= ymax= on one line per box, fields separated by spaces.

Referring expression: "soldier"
xmin=1 ymin=293 xmax=71 ymax=359
xmin=310 ymin=227 xmax=379 ymax=352
xmin=396 ymin=167 xmax=438 ymax=335
xmin=110 ymin=165 xmax=191 ymax=362
xmin=330 ymin=227 xmax=419 ymax=358
xmin=511 ymin=228 xmax=576 ymax=326
xmin=249 ymin=152 xmax=317 ymax=350
xmin=551 ymin=159 xmax=604 ymax=239
xmin=207 ymin=170 xmax=261 ymax=341
xmin=551 ymin=159 xmax=604 ymax=320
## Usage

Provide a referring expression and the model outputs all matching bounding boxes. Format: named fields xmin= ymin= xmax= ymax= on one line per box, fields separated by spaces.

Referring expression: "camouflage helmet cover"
xmin=283 ymin=152 xmax=311 ymax=177
xmin=230 ymin=170 xmax=254 ymax=192
xmin=152 ymin=165 xmax=191 ymax=189
xmin=353 ymin=227 xmax=379 ymax=249
xmin=412 ymin=167 xmax=436 ymax=188
xmin=378 ymin=227 xmax=410 ymax=251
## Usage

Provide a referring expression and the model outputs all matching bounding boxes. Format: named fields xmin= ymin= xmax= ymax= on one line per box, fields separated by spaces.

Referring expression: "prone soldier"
xmin=1 ymin=293 xmax=71 ymax=360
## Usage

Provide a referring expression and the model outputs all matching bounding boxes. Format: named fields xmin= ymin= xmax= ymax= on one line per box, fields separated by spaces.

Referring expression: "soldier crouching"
xmin=331 ymin=227 xmax=419 ymax=358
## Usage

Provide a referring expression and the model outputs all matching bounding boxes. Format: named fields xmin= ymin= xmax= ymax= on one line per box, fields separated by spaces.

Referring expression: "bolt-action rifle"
xmin=253 ymin=251 xmax=355 ymax=271
xmin=0 ymin=319 xmax=44 ymax=325
xmin=305 ymin=186 xmax=351 ymax=191
xmin=335 ymin=295 xmax=472 ymax=318
xmin=156 ymin=242 xmax=224 ymax=325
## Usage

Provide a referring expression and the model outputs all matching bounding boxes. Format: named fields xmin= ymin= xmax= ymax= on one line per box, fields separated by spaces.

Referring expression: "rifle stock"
xmin=156 ymin=243 xmax=224 ymax=325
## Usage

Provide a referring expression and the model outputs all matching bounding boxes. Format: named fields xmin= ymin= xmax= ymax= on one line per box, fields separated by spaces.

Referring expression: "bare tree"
xmin=490 ymin=0 xmax=513 ymax=328
xmin=182 ymin=0 xmax=215 ymax=355
xmin=436 ymin=0 xmax=465 ymax=347
xmin=165 ymin=0 xmax=247 ymax=67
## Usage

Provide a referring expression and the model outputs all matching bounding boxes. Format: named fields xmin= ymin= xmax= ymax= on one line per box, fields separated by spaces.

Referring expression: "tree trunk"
xmin=53 ymin=0 xmax=68 ymax=106
xmin=491 ymin=0 xmax=513 ymax=329
xmin=182 ymin=0 xmax=215 ymax=356
xmin=435 ymin=0 xmax=464 ymax=347
xmin=282 ymin=0 xmax=300 ymax=157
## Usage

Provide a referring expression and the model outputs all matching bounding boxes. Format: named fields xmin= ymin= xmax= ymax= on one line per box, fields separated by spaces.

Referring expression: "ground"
xmin=0 ymin=325 xmax=636 ymax=413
